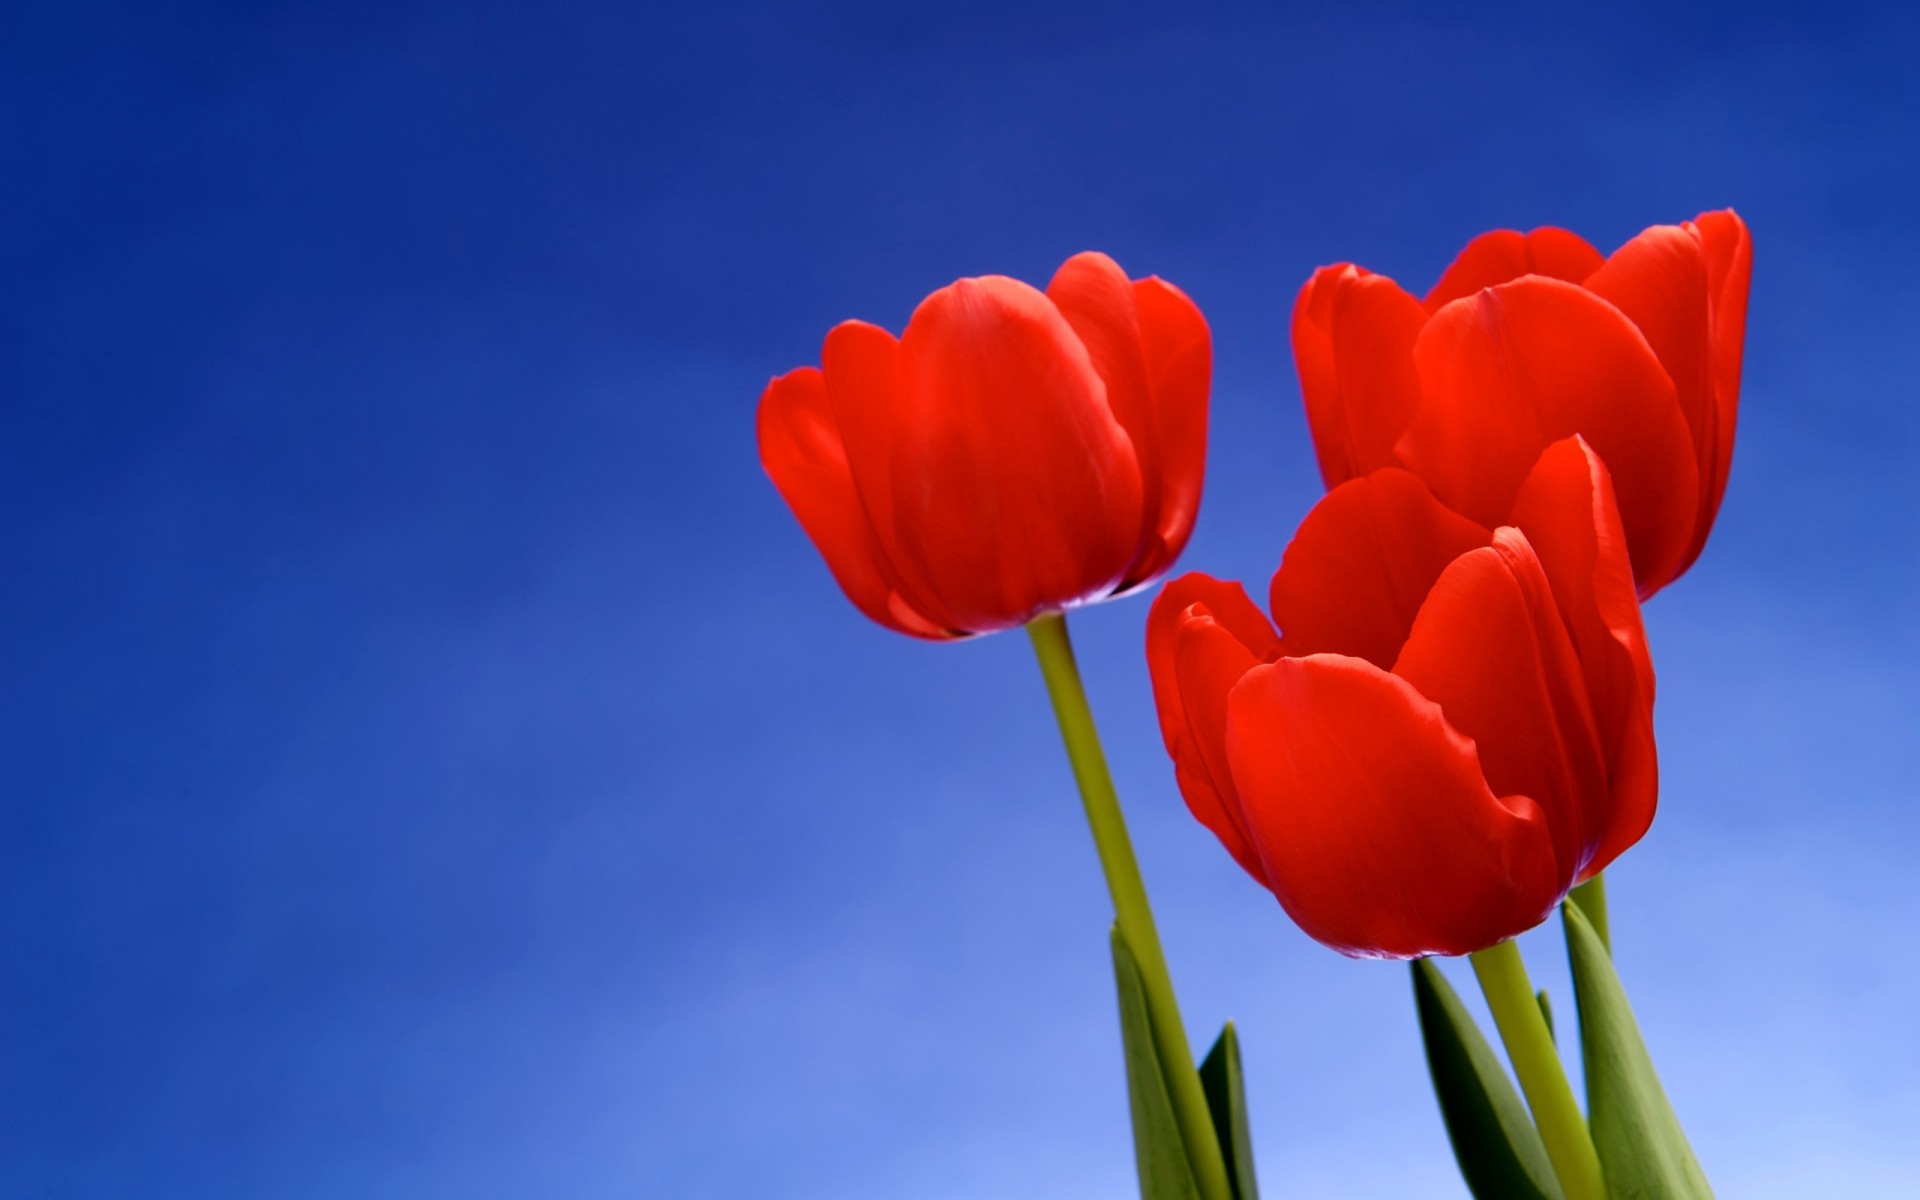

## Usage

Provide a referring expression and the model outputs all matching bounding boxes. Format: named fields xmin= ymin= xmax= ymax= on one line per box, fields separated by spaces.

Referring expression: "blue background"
xmin=6 ymin=2 xmax=1917 ymax=1196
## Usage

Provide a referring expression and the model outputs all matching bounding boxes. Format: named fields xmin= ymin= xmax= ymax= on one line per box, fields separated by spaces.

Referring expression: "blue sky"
xmin=4 ymin=1 xmax=1917 ymax=1196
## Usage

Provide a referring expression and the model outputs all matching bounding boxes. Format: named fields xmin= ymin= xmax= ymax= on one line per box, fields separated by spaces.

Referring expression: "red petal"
xmin=822 ymin=319 xmax=968 ymax=633
xmin=1391 ymin=531 xmax=1608 ymax=882
xmin=1423 ymin=227 xmax=1607 ymax=312
xmin=1121 ymin=274 xmax=1212 ymax=588
xmin=1291 ymin=265 xmax=1428 ymax=488
xmin=852 ymin=276 xmax=1142 ymax=632
xmin=1402 ymin=276 xmax=1702 ymax=594
xmin=1223 ymin=654 xmax=1562 ymax=958
xmin=1047 ymin=252 xmax=1162 ymax=564
xmin=758 ymin=367 xmax=956 ymax=639
xmin=1146 ymin=574 xmax=1283 ymax=888
xmin=1582 ymin=223 xmax=1716 ymax=576
xmin=1690 ymin=209 xmax=1752 ymax=567
xmin=1292 ymin=265 xmax=1353 ymax=486
xmin=1509 ymin=437 xmax=1657 ymax=879
xmin=1268 ymin=469 xmax=1491 ymax=670
xmin=1420 ymin=224 xmax=1612 ymax=309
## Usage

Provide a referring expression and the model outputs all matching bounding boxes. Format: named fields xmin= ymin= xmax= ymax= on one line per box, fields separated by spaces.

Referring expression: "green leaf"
xmin=1199 ymin=1021 xmax=1260 ymax=1200
xmin=1562 ymin=902 xmax=1714 ymax=1199
xmin=1411 ymin=959 xmax=1566 ymax=1200
xmin=1111 ymin=925 xmax=1203 ymax=1200
xmin=1538 ymin=988 xmax=1556 ymax=1043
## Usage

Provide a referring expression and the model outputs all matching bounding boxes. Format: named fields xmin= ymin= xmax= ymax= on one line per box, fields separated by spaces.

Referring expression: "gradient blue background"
xmin=6 ymin=2 xmax=1917 ymax=1196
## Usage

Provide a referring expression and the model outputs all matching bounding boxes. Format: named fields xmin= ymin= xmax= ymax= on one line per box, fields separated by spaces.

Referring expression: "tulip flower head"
xmin=1147 ymin=438 xmax=1656 ymax=959
xmin=759 ymin=252 xmax=1211 ymax=639
xmin=1292 ymin=210 xmax=1751 ymax=597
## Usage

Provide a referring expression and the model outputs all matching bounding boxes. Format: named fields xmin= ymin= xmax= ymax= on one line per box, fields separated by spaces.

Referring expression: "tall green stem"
xmin=1569 ymin=874 xmax=1611 ymax=952
xmin=1027 ymin=612 xmax=1232 ymax=1200
xmin=1470 ymin=938 xmax=1606 ymax=1200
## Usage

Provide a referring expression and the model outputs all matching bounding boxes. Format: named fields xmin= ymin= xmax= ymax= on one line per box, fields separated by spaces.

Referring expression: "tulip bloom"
xmin=758 ymin=252 xmax=1211 ymax=639
xmin=1292 ymin=210 xmax=1751 ymax=597
xmin=1147 ymin=438 xmax=1655 ymax=958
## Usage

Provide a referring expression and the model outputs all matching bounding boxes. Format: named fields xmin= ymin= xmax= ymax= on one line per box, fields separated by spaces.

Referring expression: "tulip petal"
xmin=873 ymin=276 xmax=1143 ymax=631
xmin=1223 ymin=654 xmax=1562 ymax=958
xmin=1509 ymin=438 xmax=1657 ymax=880
xmin=1267 ymin=469 xmax=1491 ymax=670
xmin=1291 ymin=265 xmax=1427 ymax=487
xmin=821 ymin=319 xmax=970 ymax=633
xmin=1123 ymin=275 xmax=1212 ymax=588
xmin=1423 ymin=227 xmax=1607 ymax=313
xmin=1391 ymin=532 xmax=1609 ymax=883
xmin=1290 ymin=265 xmax=1352 ymax=487
xmin=1691 ymin=209 xmax=1752 ymax=563
xmin=757 ymin=366 xmax=956 ymax=639
xmin=1403 ymin=277 xmax=1702 ymax=594
xmin=1047 ymin=251 xmax=1163 ymax=563
xmin=1582 ymin=224 xmax=1716 ymax=569
xmin=1147 ymin=575 xmax=1281 ymax=887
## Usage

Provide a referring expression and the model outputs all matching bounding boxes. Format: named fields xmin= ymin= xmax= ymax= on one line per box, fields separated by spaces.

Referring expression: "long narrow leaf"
xmin=1111 ymin=925 xmax=1204 ymax=1200
xmin=1412 ymin=959 xmax=1566 ymax=1200
xmin=1562 ymin=903 xmax=1714 ymax=1199
xmin=1198 ymin=1022 xmax=1260 ymax=1200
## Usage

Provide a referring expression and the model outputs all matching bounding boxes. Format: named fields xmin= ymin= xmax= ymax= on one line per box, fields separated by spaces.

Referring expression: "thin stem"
xmin=1569 ymin=873 xmax=1611 ymax=952
xmin=1470 ymin=938 xmax=1607 ymax=1200
xmin=1027 ymin=611 xmax=1232 ymax=1200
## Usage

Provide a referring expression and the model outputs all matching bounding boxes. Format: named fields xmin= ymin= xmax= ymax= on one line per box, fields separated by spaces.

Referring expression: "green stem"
xmin=1470 ymin=939 xmax=1607 ymax=1200
xmin=1027 ymin=612 xmax=1232 ymax=1200
xmin=1569 ymin=873 xmax=1610 ymax=952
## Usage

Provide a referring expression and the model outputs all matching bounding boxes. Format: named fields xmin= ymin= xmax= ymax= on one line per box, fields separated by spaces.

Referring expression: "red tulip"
xmin=1147 ymin=437 xmax=1655 ymax=958
xmin=758 ymin=252 xmax=1211 ymax=639
xmin=1292 ymin=210 xmax=1751 ymax=597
